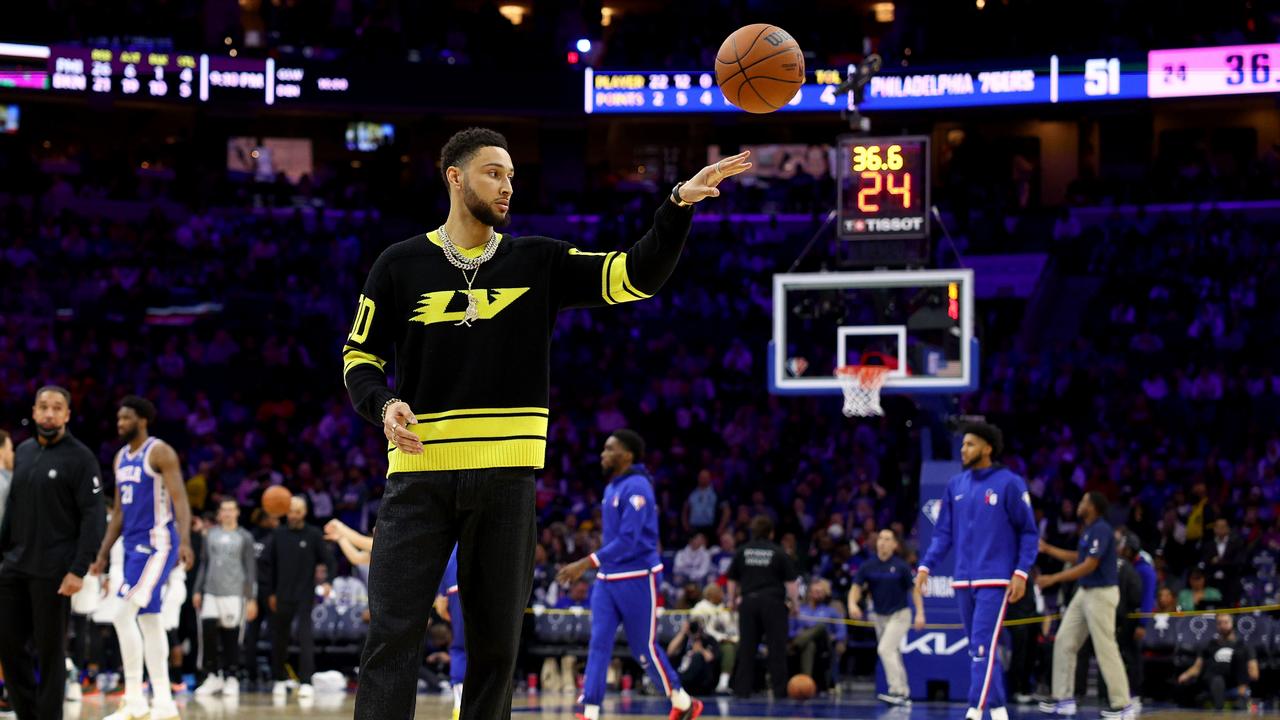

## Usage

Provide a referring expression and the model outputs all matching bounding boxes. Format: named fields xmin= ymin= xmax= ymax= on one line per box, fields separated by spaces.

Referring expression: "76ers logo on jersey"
xmin=984 ymin=489 xmax=999 ymax=506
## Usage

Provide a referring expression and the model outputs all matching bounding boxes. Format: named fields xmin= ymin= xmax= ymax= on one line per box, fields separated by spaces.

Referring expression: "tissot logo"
xmin=901 ymin=632 xmax=969 ymax=656
xmin=409 ymin=288 xmax=530 ymax=326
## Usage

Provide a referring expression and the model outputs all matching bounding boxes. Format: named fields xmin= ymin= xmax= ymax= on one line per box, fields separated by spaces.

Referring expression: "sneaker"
xmin=65 ymin=678 xmax=82 ymax=702
xmin=195 ymin=674 xmax=225 ymax=697
xmin=1040 ymin=700 xmax=1078 ymax=716
xmin=104 ymin=704 xmax=151 ymax=720
xmin=1100 ymin=705 xmax=1134 ymax=719
xmin=151 ymin=701 xmax=182 ymax=720
xmin=223 ymin=677 xmax=240 ymax=696
xmin=669 ymin=698 xmax=704 ymax=720
xmin=878 ymin=693 xmax=910 ymax=706
xmin=297 ymin=683 xmax=315 ymax=699
xmin=272 ymin=681 xmax=288 ymax=697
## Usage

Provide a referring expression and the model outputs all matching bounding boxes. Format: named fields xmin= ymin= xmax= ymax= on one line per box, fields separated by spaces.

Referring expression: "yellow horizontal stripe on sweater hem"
xmin=397 ymin=414 xmax=549 ymax=444
xmin=388 ymin=438 xmax=546 ymax=473
xmin=412 ymin=406 xmax=549 ymax=421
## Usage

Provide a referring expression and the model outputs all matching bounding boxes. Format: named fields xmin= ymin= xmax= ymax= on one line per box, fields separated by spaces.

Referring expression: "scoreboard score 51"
xmin=837 ymin=136 xmax=930 ymax=241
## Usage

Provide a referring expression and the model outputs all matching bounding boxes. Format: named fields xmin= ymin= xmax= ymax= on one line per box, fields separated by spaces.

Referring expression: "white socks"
xmin=453 ymin=683 xmax=463 ymax=709
xmin=670 ymin=688 xmax=691 ymax=711
xmin=582 ymin=704 xmax=601 ymax=720
xmin=138 ymin=611 xmax=174 ymax=708
xmin=717 ymin=672 xmax=730 ymax=690
xmin=991 ymin=707 xmax=1009 ymax=720
xmin=966 ymin=708 xmax=982 ymax=720
xmin=112 ymin=603 xmax=147 ymax=711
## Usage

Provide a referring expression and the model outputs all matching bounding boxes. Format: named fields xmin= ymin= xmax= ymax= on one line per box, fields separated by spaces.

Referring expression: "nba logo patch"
xmin=985 ymin=489 xmax=998 ymax=506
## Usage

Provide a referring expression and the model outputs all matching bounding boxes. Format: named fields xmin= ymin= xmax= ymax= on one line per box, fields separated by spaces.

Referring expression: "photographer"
xmin=666 ymin=618 xmax=720 ymax=696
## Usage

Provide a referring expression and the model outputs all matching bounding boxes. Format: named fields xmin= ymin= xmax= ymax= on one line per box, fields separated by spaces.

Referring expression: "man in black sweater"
xmin=726 ymin=515 xmax=800 ymax=699
xmin=262 ymin=494 xmax=335 ymax=700
xmin=0 ymin=385 xmax=105 ymax=720
xmin=343 ymin=127 xmax=751 ymax=720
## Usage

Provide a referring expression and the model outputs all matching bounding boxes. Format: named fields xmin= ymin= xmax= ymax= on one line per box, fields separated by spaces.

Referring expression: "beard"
xmin=119 ymin=426 xmax=140 ymax=443
xmin=463 ymin=181 xmax=510 ymax=228
xmin=36 ymin=424 xmax=63 ymax=440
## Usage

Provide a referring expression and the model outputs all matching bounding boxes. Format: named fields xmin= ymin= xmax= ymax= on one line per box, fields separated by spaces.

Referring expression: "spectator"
xmin=1177 ymin=569 xmax=1223 ymax=612
xmin=682 ymin=470 xmax=720 ymax=541
xmin=690 ymin=583 xmax=737 ymax=696
xmin=1155 ymin=586 xmax=1180 ymax=613
xmin=789 ymin=579 xmax=846 ymax=688
xmin=1200 ymin=519 xmax=1245 ymax=606
xmin=673 ymin=534 xmax=713 ymax=587
xmin=554 ymin=580 xmax=591 ymax=610
xmin=1176 ymin=614 xmax=1259 ymax=710
xmin=709 ymin=532 xmax=736 ymax=581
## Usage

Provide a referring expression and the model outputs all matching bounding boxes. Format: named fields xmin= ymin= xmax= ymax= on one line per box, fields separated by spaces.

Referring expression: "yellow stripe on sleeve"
xmin=605 ymin=251 xmax=652 ymax=304
xmin=342 ymin=346 xmax=388 ymax=375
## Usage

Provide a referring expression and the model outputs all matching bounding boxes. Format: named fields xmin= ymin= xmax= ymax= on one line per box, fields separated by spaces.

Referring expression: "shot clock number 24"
xmin=838 ymin=136 xmax=931 ymax=241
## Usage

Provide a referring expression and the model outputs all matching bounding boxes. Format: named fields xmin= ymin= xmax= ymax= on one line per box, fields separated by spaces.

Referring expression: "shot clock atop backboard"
xmin=837 ymin=135 xmax=930 ymax=241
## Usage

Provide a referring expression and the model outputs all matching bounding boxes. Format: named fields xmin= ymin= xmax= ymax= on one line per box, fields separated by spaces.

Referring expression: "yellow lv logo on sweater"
xmin=409 ymin=288 xmax=530 ymax=326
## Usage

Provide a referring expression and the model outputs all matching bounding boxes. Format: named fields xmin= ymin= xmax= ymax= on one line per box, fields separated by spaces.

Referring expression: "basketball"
xmin=715 ymin=24 xmax=805 ymax=113
xmin=262 ymin=485 xmax=292 ymax=516
xmin=787 ymin=673 xmax=817 ymax=700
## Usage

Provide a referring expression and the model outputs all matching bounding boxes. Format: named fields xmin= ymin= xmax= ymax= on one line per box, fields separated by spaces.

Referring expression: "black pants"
xmin=0 ymin=574 xmax=70 ymax=720
xmin=733 ymin=594 xmax=789 ymax=698
xmin=201 ymin=619 xmax=242 ymax=676
xmin=243 ymin=590 xmax=271 ymax=681
xmin=354 ymin=469 xmax=536 ymax=720
xmin=271 ymin=599 xmax=315 ymax=683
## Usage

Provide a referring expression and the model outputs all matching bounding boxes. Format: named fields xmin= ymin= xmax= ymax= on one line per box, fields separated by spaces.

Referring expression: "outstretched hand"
xmin=677 ymin=151 xmax=752 ymax=204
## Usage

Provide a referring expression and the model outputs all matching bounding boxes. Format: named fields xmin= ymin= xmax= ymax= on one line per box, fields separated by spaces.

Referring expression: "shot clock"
xmin=837 ymin=136 xmax=930 ymax=241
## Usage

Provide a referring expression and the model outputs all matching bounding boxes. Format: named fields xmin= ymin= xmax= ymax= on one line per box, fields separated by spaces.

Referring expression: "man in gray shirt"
xmin=192 ymin=499 xmax=258 ymax=697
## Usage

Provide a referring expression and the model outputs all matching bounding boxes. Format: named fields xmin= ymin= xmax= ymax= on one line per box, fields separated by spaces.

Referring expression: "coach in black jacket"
xmin=262 ymin=494 xmax=336 ymax=696
xmin=0 ymin=385 xmax=105 ymax=720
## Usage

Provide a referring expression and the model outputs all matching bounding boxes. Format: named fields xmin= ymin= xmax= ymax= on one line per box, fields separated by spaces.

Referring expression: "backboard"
xmin=768 ymin=269 xmax=977 ymax=396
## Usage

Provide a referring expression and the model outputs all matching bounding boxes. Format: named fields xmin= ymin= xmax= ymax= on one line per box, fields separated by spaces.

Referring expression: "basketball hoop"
xmin=836 ymin=365 xmax=891 ymax=417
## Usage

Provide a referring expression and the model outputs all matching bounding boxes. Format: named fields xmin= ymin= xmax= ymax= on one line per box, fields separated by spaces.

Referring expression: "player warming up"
xmin=343 ymin=127 xmax=747 ymax=720
xmin=90 ymin=396 xmax=194 ymax=720
xmin=914 ymin=422 xmax=1037 ymax=720
xmin=557 ymin=431 xmax=703 ymax=720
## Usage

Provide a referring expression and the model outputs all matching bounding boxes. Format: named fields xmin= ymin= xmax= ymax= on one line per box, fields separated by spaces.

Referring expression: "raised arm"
xmin=553 ymin=152 xmax=752 ymax=309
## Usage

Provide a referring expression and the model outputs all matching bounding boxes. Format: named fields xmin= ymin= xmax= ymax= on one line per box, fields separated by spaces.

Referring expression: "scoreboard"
xmin=1149 ymin=43 xmax=1280 ymax=98
xmin=837 ymin=136 xmax=929 ymax=241
xmin=44 ymin=45 xmax=351 ymax=105
xmin=584 ymin=67 xmax=852 ymax=114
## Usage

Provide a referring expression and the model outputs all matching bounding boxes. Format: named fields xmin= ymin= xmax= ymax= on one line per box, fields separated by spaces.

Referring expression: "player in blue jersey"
xmin=557 ymin=430 xmax=702 ymax=720
xmin=914 ymin=422 xmax=1038 ymax=720
xmin=433 ymin=546 xmax=466 ymax=720
xmin=90 ymin=397 xmax=194 ymax=720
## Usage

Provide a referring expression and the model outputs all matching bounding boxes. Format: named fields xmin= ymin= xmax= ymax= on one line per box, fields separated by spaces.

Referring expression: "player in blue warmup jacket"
xmin=434 ymin=545 xmax=466 ymax=720
xmin=557 ymin=430 xmax=703 ymax=720
xmin=914 ymin=422 xmax=1039 ymax=720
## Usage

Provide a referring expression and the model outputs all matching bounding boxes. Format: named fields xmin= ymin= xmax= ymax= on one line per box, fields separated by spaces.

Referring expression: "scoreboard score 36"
xmin=837 ymin=136 xmax=930 ymax=241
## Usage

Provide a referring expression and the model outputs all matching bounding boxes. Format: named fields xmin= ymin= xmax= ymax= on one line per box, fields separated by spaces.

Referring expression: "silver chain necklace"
xmin=437 ymin=226 xmax=499 ymax=327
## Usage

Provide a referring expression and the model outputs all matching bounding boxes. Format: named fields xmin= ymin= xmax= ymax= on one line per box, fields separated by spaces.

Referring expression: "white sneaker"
xmin=297 ymin=683 xmax=314 ymax=699
xmin=104 ymin=703 xmax=151 ymax=720
xmin=195 ymin=674 xmax=224 ymax=697
xmin=223 ymin=677 xmax=239 ymax=696
xmin=1039 ymin=699 xmax=1078 ymax=717
xmin=151 ymin=701 xmax=181 ymax=720
xmin=272 ymin=681 xmax=288 ymax=697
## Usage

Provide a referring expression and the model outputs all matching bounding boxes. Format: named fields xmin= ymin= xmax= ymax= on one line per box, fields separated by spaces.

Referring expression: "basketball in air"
xmin=787 ymin=673 xmax=817 ymax=699
xmin=263 ymin=485 xmax=292 ymax=516
xmin=715 ymin=24 xmax=805 ymax=113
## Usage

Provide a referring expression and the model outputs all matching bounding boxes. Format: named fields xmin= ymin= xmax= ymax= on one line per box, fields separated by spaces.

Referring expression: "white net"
xmin=836 ymin=365 xmax=891 ymax=417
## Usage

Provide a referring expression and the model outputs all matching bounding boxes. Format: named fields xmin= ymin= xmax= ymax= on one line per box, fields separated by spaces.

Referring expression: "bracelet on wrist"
xmin=381 ymin=397 xmax=402 ymax=421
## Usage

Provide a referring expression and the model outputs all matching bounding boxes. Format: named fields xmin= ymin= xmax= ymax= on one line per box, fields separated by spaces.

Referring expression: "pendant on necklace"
xmin=456 ymin=289 xmax=481 ymax=327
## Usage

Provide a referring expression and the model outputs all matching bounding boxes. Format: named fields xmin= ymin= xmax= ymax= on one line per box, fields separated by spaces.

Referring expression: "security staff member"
xmin=0 ymin=385 xmax=106 ymax=720
xmin=727 ymin=515 xmax=799 ymax=699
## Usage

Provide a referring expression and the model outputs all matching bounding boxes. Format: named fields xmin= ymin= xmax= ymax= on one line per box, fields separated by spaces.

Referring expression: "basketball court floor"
xmin=59 ymin=693 xmax=1254 ymax=720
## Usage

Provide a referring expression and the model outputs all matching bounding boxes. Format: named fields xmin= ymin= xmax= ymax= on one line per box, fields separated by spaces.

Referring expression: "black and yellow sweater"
xmin=342 ymin=197 xmax=693 ymax=474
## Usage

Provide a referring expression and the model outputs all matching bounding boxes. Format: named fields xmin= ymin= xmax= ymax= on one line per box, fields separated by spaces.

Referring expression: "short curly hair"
xmin=439 ymin=127 xmax=509 ymax=185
